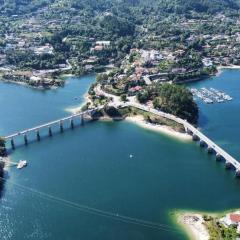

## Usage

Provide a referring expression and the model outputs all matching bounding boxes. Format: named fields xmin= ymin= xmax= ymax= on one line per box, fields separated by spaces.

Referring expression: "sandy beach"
xmin=177 ymin=212 xmax=210 ymax=240
xmin=65 ymin=101 xmax=192 ymax=140
xmin=218 ymin=65 xmax=240 ymax=70
xmin=2 ymin=156 xmax=13 ymax=171
xmin=66 ymin=88 xmax=191 ymax=141
xmin=126 ymin=115 xmax=191 ymax=141
xmin=65 ymin=93 xmax=90 ymax=114
xmin=217 ymin=65 xmax=240 ymax=76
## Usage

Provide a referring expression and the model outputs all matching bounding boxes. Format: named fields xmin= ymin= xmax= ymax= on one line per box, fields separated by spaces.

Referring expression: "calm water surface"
xmin=0 ymin=71 xmax=240 ymax=240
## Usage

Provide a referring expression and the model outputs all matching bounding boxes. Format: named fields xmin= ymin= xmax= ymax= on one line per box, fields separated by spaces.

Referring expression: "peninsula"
xmin=175 ymin=210 xmax=240 ymax=240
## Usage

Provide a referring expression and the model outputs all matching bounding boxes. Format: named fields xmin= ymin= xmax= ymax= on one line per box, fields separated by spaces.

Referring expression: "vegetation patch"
xmin=119 ymin=106 xmax=185 ymax=132
xmin=203 ymin=215 xmax=240 ymax=240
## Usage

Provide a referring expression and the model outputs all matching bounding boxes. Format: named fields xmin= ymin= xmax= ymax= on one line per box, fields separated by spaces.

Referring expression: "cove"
xmin=0 ymin=71 xmax=239 ymax=240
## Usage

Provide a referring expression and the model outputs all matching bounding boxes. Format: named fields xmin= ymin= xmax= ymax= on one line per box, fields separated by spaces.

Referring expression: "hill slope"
xmin=0 ymin=0 xmax=239 ymax=16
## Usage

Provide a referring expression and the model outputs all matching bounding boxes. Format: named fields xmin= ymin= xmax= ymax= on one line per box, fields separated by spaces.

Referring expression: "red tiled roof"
xmin=230 ymin=214 xmax=240 ymax=223
xmin=129 ymin=86 xmax=142 ymax=92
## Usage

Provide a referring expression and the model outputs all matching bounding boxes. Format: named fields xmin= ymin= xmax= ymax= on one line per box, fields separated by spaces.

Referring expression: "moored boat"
xmin=17 ymin=160 xmax=27 ymax=169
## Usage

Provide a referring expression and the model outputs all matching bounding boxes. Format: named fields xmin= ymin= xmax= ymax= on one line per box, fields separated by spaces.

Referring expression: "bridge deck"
xmin=4 ymin=102 xmax=239 ymax=171
xmin=4 ymin=107 xmax=100 ymax=140
xmin=125 ymin=102 xmax=240 ymax=170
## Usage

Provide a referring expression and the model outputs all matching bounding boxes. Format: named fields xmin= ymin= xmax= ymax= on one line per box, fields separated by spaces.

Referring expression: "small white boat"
xmin=17 ymin=160 xmax=27 ymax=169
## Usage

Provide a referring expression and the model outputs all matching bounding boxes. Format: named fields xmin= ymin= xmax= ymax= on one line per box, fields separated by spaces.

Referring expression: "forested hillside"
xmin=0 ymin=0 xmax=240 ymax=83
xmin=0 ymin=0 xmax=239 ymax=16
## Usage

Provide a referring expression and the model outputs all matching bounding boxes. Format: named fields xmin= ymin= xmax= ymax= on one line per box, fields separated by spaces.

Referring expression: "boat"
xmin=17 ymin=160 xmax=27 ymax=169
xmin=204 ymin=98 xmax=213 ymax=104
xmin=224 ymin=95 xmax=233 ymax=101
xmin=192 ymin=87 xmax=233 ymax=104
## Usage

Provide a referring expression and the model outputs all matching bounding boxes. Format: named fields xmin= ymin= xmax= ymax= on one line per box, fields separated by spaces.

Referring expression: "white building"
xmin=202 ymin=58 xmax=213 ymax=67
xmin=220 ymin=212 xmax=240 ymax=233
xmin=34 ymin=44 xmax=54 ymax=55
xmin=95 ymin=41 xmax=111 ymax=47
xmin=140 ymin=50 xmax=163 ymax=62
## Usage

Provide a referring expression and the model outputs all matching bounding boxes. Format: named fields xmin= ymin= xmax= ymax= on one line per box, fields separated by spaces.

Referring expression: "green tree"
xmin=120 ymin=94 xmax=127 ymax=102
xmin=152 ymin=83 xmax=198 ymax=124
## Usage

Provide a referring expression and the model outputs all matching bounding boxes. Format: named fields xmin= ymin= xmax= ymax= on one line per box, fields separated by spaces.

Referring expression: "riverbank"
xmin=0 ymin=79 xmax=61 ymax=90
xmin=217 ymin=65 xmax=240 ymax=76
xmin=174 ymin=211 xmax=210 ymax=240
xmin=65 ymin=92 xmax=90 ymax=114
xmin=177 ymin=65 xmax=240 ymax=84
xmin=174 ymin=208 xmax=240 ymax=240
xmin=66 ymin=90 xmax=192 ymax=141
xmin=126 ymin=115 xmax=191 ymax=141
xmin=218 ymin=65 xmax=240 ymax=70
xmin=2 ymin=156 xmax=11 ymax=170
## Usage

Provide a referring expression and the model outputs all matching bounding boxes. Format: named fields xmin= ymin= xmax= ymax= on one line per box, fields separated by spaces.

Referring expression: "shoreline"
xmin=217 ymin=65 xmax=240 ymax=76
xmin=1 ymin=156 xmax=12 ymax=171
xmin=66 ymin=103 xmax=191 ymax=141
xmin=217 ymin=65 xmax=240 ymax=70
xmin=126 ymin=115 xmax=191 ymax=141
xmin=0 ymin=79 xmax=60 ymax=90
xmin=173 ymin=208 xmax=240 ymax=240
xmin=174 ymin=211 xmax=210 ymax=240
xmin=64 ymin=65 xmax=240 ymax=140
xmin=65 ymin=92 xmax=90 ymax=114
xmin=178 ymin=65 xmax=240 ymax=84
xmin=66 ymin=90 xmax=192 ymax=141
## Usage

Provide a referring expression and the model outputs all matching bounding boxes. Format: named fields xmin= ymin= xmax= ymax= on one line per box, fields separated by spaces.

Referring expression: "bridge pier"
xmin=225 ymin=162 xmax=234 ymax=170
xmin=3 ymin=108 xmax=101 ymax=149
xmin=199 ymin=140 xmax=206 ymax=148
xmin=70 ymin=118 xmax=74 ymax=129
xmin=185 ymin=128 xmax=193 ymax=135
xmin=11 ymin=138 xmax=15 ymax=150
xmin=24 ymin=134 xmax=28 ymax=145
xmin=235 ymin=170 xmax=240 ymax=178
xmin=48 ymin=127 xmax=52 ymax=137
xmin=207 ymin=147 xmax=214 ymax=154
xmin=216 ymin=154 xmax=224 ymax=162
xmin=36 ymin=130 xmax=40 ymax=141
xmin=60 ymin=121 xmax=64 ymax=133
xmin=80 ymin=114 xmax=84 ymax=126
xmin=192 ymin=134 xmax=200 ymax=141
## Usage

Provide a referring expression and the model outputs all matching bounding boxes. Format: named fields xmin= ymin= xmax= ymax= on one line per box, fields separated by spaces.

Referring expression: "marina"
xmin=190 ymin=87 xmax=233 ymax=104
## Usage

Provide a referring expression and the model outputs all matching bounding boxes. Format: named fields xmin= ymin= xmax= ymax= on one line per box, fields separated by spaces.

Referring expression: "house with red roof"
xmin=128 ymin=86 xmax=143 ymax=96
xmin=220 ymin=211 xmax=240 ymax=233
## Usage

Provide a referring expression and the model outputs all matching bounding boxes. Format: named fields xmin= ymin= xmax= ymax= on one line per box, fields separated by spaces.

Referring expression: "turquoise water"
xmin=187 ymin=69 xmax=240 ymax=159
xmin=0 ymin=71 xmax=240 ymax=239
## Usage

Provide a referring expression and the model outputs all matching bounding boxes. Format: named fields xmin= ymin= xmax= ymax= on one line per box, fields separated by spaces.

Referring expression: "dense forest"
xmin=152 ymin=84 xmax=199 ymax=124
xmin=0 ymin=0 xmax=240 ymax=16
xmin=136 ymin=83 xmax=199 ymax=124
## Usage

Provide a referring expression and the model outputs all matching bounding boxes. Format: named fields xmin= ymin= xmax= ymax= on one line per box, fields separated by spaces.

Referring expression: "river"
xmin=0 ymin=70 xmax=240 ymax=240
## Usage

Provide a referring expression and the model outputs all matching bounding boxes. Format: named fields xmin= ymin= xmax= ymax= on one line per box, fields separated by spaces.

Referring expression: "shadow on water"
xmin=198 ymin=112 xmax=209 ymax=128
xmin=0 ymin=162 xmax=8 ymax=199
